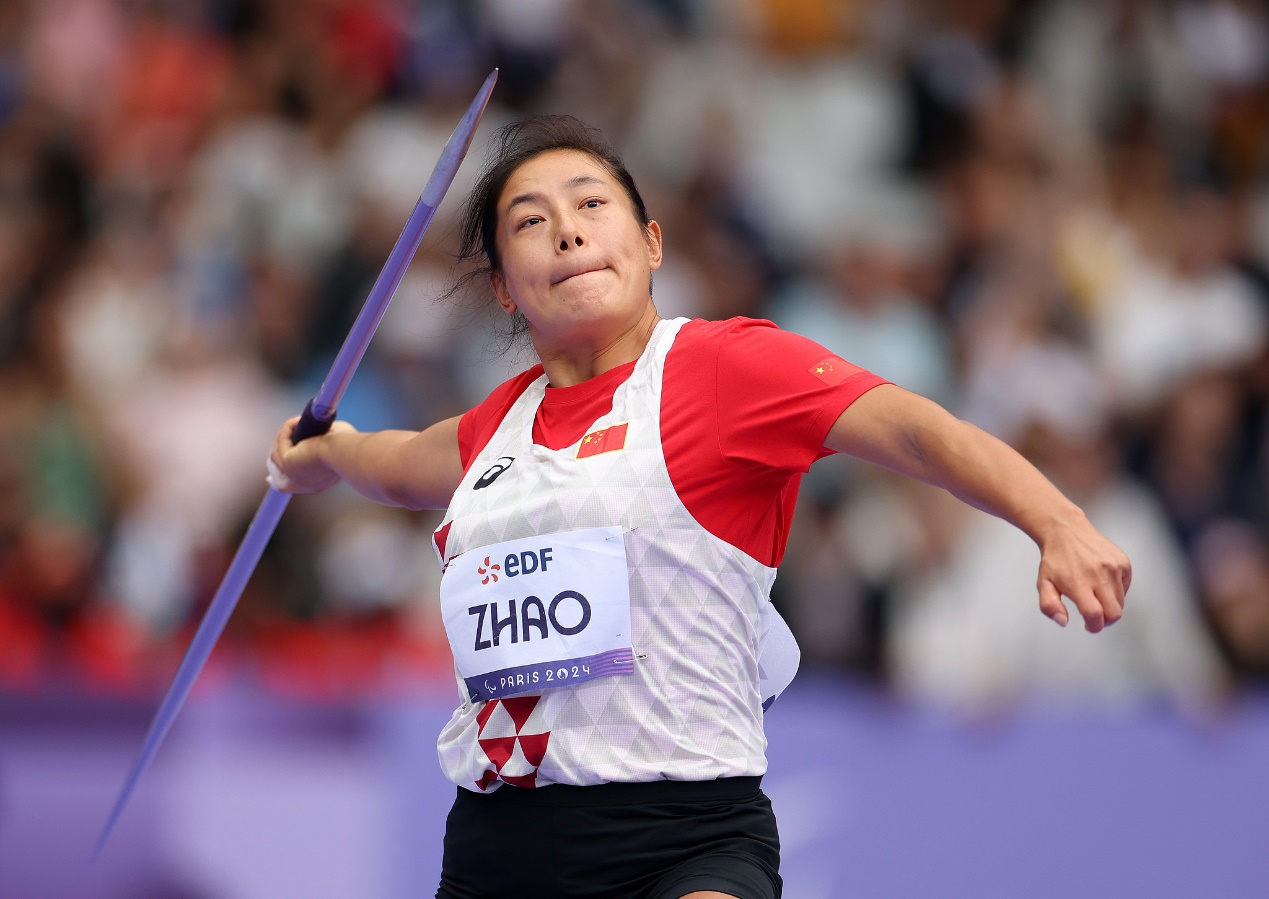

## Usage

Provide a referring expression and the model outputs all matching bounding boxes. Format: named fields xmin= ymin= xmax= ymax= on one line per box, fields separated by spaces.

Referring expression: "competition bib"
xmin=440 ymin=526 xmax=635 ymax=702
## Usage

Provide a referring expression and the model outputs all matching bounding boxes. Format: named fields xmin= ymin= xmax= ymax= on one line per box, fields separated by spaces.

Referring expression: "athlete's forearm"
xmin=825 ymin=385 xmax=1083 ymax=547
xmin=317 ymin=428 xmax=419 ymax=506
xmin=899 ymin=413 xmax=1086 ymax=548
xmin=274 ymin=415 xmax=465 ymax=511
xmin=331 ymin=417 xmax=464 ymax=511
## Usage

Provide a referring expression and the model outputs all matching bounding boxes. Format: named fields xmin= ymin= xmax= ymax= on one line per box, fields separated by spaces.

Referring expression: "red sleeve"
xmin=662 ymin=318 xmax=888 ymax=567
xmin=713 ymin=318 xmax=887 ymax=472
xmin=456 ymin=365 xmax=545 ymax=471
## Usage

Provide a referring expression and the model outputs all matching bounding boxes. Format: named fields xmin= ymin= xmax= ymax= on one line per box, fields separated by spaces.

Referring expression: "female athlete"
xmin=268 ymin=116 xmax=1132 ymax=899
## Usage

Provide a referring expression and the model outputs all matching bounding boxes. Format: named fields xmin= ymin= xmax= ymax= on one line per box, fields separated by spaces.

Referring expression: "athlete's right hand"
xmin=267 ymin=415 xmax=357 ymax=494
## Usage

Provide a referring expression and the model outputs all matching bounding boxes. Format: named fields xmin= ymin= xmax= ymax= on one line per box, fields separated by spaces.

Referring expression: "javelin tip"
xmin=420 ymin=69 xmax=498 ymax=208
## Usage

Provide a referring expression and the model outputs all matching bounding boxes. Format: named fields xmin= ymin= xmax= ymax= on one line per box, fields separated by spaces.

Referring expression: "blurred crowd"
xmin=1 ymin=0 xmax=1267 ymax=709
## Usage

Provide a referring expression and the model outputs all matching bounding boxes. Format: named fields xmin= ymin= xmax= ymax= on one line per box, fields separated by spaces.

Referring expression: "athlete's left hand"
xmin=1034 ymin=514 xmax=1132 ymax=633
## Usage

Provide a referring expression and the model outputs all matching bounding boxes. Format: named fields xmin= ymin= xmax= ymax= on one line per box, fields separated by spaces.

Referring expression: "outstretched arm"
xmin=826 ymin=384 xmax=1132 ymax=632
xmin=268 ymin=415 xmax=465 ymax=511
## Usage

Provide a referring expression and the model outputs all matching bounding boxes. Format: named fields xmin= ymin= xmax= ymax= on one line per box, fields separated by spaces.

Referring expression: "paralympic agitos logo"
xmin=474 ymin=456 xmax=515 ymax=489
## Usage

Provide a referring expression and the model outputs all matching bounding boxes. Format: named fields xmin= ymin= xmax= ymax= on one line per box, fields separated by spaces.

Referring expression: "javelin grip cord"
xmin=291 ymin=399 xmax=336 ymax=444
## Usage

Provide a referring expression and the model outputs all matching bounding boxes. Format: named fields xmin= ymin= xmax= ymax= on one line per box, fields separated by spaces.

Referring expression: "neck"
xmin=533 ymin=305 xmax=662 ymax=387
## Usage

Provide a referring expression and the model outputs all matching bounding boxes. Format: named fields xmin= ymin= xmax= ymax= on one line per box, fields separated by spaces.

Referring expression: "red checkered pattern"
xmin=473 ymin=696 xmax=551 ymax=790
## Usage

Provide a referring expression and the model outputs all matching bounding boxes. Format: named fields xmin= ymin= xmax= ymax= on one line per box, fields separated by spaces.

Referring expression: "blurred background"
xmin=1 ymin=0 xmax=1267 ymax=896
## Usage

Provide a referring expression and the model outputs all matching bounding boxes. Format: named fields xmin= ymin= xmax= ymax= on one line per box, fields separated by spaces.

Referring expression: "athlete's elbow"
xmin=378 ymin=483 xmax=426 ymax=511
xmin=903 ymin=415 xmax=975 ymax=488
xmin=381 ymin=479 xmax=453 ymax=512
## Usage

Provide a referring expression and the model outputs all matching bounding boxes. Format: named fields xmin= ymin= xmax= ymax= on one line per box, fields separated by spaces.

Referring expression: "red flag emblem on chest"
xmin=810 ymin=357 xmax=855 ymax=386
xmin=576 ymin=422 xmax=628 ymax=459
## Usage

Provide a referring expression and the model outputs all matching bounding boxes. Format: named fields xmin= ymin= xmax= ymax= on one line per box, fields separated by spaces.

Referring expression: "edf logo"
xmin=479 ymin=546 xmax=553 ymax=585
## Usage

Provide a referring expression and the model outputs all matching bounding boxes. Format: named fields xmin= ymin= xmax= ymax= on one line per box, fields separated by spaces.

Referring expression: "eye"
xmin=518 ymin=216 xmax=544 ymax=230
xmin=582 ymin=199 xmax=603 ymax=209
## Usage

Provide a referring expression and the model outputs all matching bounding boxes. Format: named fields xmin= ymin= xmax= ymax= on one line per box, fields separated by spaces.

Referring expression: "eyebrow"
xmin=503 ymin=174 xmax=608 ymax=216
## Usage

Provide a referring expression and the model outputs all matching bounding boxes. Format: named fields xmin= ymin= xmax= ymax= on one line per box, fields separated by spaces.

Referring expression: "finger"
xmin=277 ymin=416 xmax=301 ymax=452
xmin=1094 ymin=582 xmax=1123 ymax=627
xmin=1068 ymin=588 xmax=1105 ymax=633
xmin=1102 ymin=558 xmax=1127 ymax=611
xmin=266 ymin=456 xmax=296 ymax=493
xmin=270 ymin=417 xmax=302 ymax=483
xmin=272 ymin=418 xmax=300 ymax=468
xmin=1038 ymin=578 xmax=1068 ymax=628
xmin=1120 ymin=554 xmax=1133 ymax=597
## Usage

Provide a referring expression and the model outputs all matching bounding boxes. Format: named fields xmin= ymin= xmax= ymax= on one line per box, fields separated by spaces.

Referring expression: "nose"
xmin=557 ymin=213 xmax=585 ymax=251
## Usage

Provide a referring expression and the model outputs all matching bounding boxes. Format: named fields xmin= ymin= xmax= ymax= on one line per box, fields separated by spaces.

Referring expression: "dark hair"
xmin=450 ymin=115 xmax=652 ymax=343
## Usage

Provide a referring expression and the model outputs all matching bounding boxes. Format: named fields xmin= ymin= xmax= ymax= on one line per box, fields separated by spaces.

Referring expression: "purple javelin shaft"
xmin=295 ymin=68 xmax=499 ymax=439
xmin=94 ymin=70 xmax=498 ymax=859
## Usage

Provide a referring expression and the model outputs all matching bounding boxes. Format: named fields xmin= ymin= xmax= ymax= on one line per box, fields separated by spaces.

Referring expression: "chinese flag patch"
xmin=809 ymin=357 xmax=854 ymax=386
xmin=576 ymin=422 xmax=628 ymax=459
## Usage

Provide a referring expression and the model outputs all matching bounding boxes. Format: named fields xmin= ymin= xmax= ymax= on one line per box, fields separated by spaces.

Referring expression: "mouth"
xmin=552 ymin=266 xmax=605 ymax=285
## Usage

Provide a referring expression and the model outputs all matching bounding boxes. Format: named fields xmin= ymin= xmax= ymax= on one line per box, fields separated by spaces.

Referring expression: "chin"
xmin=545 ymin=298 xmax=636 ymax=339
xmin=558 ymin=282 xmax=624 ymax=315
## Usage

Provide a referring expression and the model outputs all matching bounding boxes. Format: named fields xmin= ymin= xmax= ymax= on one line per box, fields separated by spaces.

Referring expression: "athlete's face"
xmin=490 ymin=150 xmax=662 ymax=347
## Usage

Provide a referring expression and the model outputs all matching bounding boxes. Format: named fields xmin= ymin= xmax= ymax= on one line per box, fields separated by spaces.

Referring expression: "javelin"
xmin=94 ymin=69 xmax=498 ymax=857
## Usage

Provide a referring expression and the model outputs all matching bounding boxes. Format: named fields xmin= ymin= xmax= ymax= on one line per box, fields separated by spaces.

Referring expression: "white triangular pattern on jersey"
xmin=500 ymin=741 xmax=536 ymax=778
xmin=478 ymin=702 xmax=515 ymax=739
xmin=523 ymin=703 xmax=550 ymax=733
xmin=435 ymin=317 xmax=798 ymax=790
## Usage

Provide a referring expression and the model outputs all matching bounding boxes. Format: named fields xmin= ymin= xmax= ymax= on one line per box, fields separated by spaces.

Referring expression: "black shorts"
xmin=435 ymin=776 xmax=782 ymax=899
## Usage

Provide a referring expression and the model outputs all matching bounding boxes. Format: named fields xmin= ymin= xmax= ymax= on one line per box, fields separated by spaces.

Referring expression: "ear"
xmin=490 ymin=272 xmax=517 ymax=314
xmin=644 ymin=220 xmax=663 ymax=271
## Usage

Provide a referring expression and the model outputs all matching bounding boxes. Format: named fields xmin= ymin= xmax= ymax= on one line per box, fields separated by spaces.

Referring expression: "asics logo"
xmin=474 ymin=456 xmax=515 ymax=490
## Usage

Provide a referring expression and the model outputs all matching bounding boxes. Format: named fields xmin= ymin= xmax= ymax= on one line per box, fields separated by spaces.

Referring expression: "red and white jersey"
xmin=433 ymin=317 xmax=886 ymax=791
